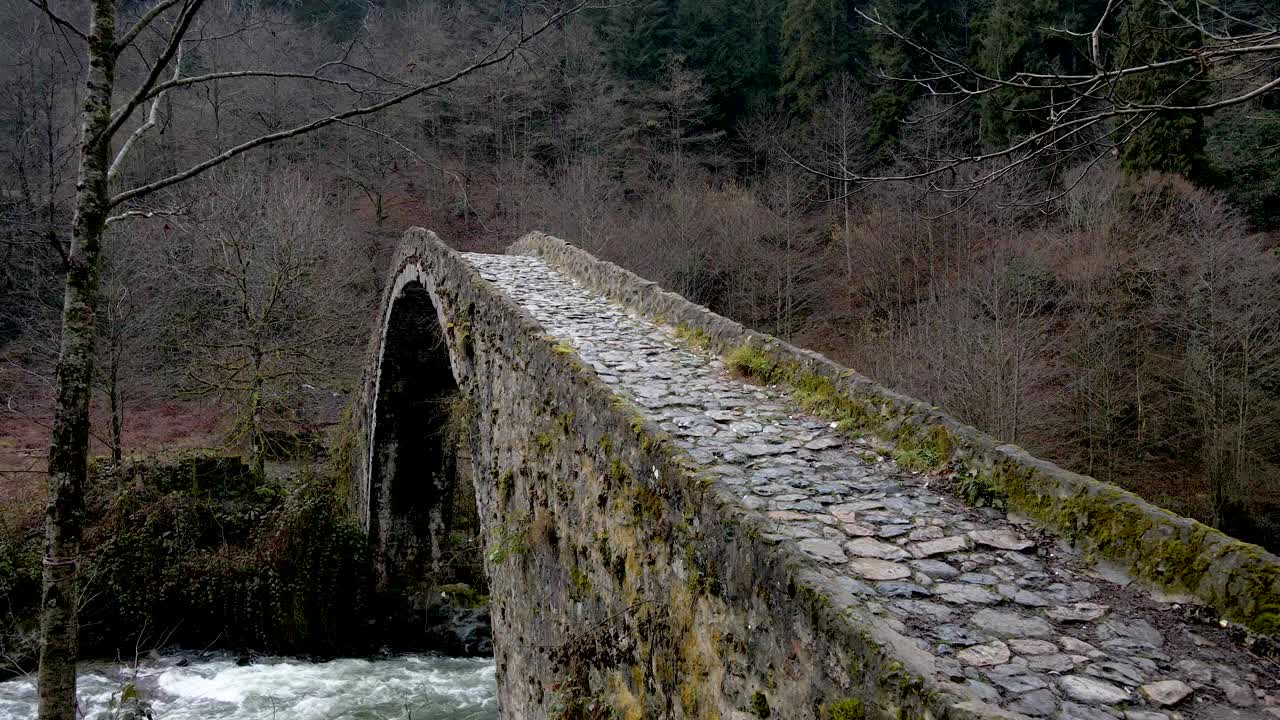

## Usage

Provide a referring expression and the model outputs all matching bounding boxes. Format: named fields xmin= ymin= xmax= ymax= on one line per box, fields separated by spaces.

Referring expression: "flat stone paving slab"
xmin=467 ymin=252 xmax=1280 ymax=720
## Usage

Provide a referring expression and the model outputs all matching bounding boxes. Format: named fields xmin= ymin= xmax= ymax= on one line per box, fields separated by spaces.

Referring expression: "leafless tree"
xmin=171 ymin=172 xmax=359 ymax=478
xmin=1134 ymin=176 xmax=1280 ymax=526
xmin=19 ymin=0 xmax=590 ymax=715
xmin=806 ymin=73 xmax=873 ymax=286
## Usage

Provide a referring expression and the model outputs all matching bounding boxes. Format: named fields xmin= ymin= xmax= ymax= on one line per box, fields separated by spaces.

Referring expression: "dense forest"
xmin=2 ymin=0 xmax=1278 ymax=580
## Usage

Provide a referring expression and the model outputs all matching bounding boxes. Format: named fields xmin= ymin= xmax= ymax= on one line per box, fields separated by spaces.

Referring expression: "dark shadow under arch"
xmin=369 ymin=280 xmax=460 ymax=587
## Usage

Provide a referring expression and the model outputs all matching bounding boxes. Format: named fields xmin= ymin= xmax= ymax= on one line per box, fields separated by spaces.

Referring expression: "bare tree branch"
xmin=100 ymin=0 xmax=207 ymax=145
xmin=108 ymin=0 xmax=590 ymax=209
xmin=113 ymin=0 xmax=182 ymax=54
xmin=108 ymin=42 xmax=184 ymax=182
xmin=823 ymin=4 xmax=1280 ymax=202
xmin=23 ymin=0 xmax=86 ymax=41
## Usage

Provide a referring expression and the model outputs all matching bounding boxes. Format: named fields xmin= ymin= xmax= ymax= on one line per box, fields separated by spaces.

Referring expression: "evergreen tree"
xmin=864 ymin=0 xmax=975 ymax=149
xmin=1117 ymin=0 xmax=1211 ymax=180
xmin=592 ymin=0 xmax=680 ymax=81
xmin=977 ymin=0 xmax=1097 ymax=147
xmin=781 ymin=0 xmax=854 ymax=116
xmin=678 ymin=0 xmax=785 ymax=128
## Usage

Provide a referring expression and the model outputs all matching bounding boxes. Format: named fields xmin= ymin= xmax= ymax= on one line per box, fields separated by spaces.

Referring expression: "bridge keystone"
xmin=349 ymin=228 xmax=1280 ymax=719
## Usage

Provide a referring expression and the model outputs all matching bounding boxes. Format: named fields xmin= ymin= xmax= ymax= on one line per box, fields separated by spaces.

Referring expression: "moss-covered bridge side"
xmin=350 ymin=229 xmax=1009 ymax=719
xmin=509 ymin=231 xmax=1280 ymax=639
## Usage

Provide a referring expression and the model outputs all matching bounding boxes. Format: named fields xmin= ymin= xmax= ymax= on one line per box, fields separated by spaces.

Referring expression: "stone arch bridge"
xmin=348 ymin=229 xmax=1280 ymax=720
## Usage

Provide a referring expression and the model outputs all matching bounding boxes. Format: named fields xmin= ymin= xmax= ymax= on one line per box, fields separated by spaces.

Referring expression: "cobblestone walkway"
xmin=467 ymin=252 xmax=1279 ymax=720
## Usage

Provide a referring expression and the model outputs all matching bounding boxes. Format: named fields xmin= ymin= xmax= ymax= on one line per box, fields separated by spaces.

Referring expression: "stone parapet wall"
xmin=508 ymin=231 xmax=1280 ymax=638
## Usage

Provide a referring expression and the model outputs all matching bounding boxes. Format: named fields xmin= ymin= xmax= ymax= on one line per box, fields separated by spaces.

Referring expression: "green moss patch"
xmin=824 ymin=698 xmax=865 ymax=720
xmin=721 ymin=342 xmax=1280 ymax=637
xmin=750 ymin=690 xmax=771 ymax=718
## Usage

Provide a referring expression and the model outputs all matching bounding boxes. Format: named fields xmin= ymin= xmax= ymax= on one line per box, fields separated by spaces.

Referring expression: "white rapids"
xmin=0 ymin=653 xmax=496 ymax=720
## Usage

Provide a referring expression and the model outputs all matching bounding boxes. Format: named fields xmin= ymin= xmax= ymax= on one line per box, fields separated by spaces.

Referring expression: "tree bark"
xmin=109 ymin=346 xmax=123 ymax=465
xmin=38 ymin=0 xmax=117 ymax=717
xmin=249 ymin=353 xmax=265 ymax=479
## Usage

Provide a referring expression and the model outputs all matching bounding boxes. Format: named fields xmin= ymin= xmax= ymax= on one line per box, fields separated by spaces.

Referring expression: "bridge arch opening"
xmin=368 ymin=278 xmax=467 ymax=589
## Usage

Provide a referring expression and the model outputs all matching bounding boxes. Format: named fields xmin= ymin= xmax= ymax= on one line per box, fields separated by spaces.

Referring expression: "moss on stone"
xmin=433 ymin=583 xmax=488 ymax=608
xmin=448 ymin=320 xmax=473 ymax=357
xmin=750 ymin=690 xmax=771 ymax=718
xmin=533 ymin=431 xmax=557 ymax=454
xmin=488 ymin=515 xmax=529 ymax=564
xmin=608 ymin=458 xmax=629 ymax=485
xmin=673 ymin=324 xmax=712 ymax=351
xmin=631 ymin=486 xmax=664 ymax=524
xmin=727 ymin=344 xmax=781 ymax=383
xmin=824 ymin=698 xmax=865 ymax=720
xmin=329 ymin=406 xmax=359 ymax=511
xmin=954 ymin=471 xmax=1008 ymax=510
xmin=556 ymin=412 xmax=576 ymax=437
xmin=683 ymin=544 xmax=721 ymax=596
xmin=891 ymin=448 xmax=937 ymax=473
xmin=569 ymin=565 xmax=594 ymax=600
xmin=733 ymin=341 xmax=1280 ymax=633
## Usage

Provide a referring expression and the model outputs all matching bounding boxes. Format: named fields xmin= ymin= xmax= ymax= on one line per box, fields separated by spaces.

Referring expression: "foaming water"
xmin=0 ymin=653 xmax=496 ymax=720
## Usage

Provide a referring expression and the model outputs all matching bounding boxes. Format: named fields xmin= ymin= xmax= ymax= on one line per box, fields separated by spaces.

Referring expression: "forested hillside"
xmin=3 ymin=0 xmax=1278 ymax=558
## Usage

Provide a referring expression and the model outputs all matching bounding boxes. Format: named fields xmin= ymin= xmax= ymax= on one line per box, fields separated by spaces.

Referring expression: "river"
xmin=0 ymin=653 xmax=496 ymax=720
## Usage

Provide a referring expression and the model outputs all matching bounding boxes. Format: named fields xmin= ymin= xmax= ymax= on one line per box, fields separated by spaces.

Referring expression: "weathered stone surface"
xmin=1126 ymin=711 xmax=1171 ymax=720
xmin=970 ymin=609 xmax=1054 ymax=638
xmin=1141 ymin=680 xmax=1193 ymax=706
xmin=1060 ymin=636 xmax=1100 ymax=655
xmin=957 ymin=640 xmax=1011 ymax=667
xmin=934 ymin=624 xmax=985 ymax=646
xmin=1220 ymin=678 xmax=1259 ymax=707
xmin=1048 ymin=603 xmax=1110 ymax=623
xmin=986 ymin=664 xmax=1048 ymax=693
xmin=1061 ymin=703 xmax=1122 ymax=720
xmin=1086 ymin=661 xmax=1146 ymax=687
xmin=1026 ymin=653 xmax=1074 ymax=673
xmin=934 ymin=583 xmax=1002 ymax=605
xmin=348 ymin=230 xmax=1280 ymax=720
xmin=798 ymin=538 xmax=847 ymax=563
xmin=910 ymin=535 xmax=970 ymax=557
xmin=848 ymin=558 xmax=911 ymax=580
xmin=911 ymin=559 xmax=961 ymax=579
xmin=969 ymin=528 xmax=1034 ymax=551
xmin=1007 ymin=688 xmax=1058 ymax=717
xmin=1060 ymin=675 xmax=1131 ymax=704
xmin=1008 ymin=638 xmax=1057 ymax=655
xmin=844 ymin=537 xmax=910 ymax=560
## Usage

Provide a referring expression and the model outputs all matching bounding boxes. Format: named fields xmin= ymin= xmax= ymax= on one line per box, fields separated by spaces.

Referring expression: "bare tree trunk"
xmin=249 ymin=350 xmax=265 ymax=479
xmin=39 ymin=1 xmax=117 ymax=717
xmin=109 ymin=345 xmax=122 ymax=465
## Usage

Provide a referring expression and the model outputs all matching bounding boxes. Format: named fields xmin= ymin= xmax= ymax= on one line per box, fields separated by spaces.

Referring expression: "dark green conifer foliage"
xmin=976 ymin=0 xmax=1100 ymax=147
xmin=864 ymin=0 xmax=973 ymax=149
xmin=593 ymin=0 xmax=681 ymax=81
xmin=1117 ymin=0 xmax=1211 ymax=180
xmin=781 ymin=0 xmax=853 ymax=116
xmin=679 ymin=0 xmax=785 ymax=126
